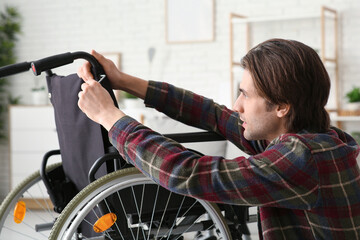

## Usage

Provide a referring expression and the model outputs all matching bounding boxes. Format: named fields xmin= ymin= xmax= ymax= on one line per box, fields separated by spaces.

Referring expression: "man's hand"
xmin=77 ymin=50 xmax=122 ymax=89
xmin=78 ymin=78 xmax=125 ymax=131
xmin=78 ymin=49 xmax=149 ymax=103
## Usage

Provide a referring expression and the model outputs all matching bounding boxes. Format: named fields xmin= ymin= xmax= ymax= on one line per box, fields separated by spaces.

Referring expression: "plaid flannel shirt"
xmin=109 ymin=81 xmax=360 ymax=240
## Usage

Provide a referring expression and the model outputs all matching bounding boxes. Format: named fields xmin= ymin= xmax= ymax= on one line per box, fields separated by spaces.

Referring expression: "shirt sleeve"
xmin=144 ymin=80 xmax=268 ymax=155
xmin=109 ymin=117 xmax=319 ymax=209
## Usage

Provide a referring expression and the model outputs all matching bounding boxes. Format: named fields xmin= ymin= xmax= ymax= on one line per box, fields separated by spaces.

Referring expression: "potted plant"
xmin=31 ymin=85 xmax=47 ymax=105
xmin=345 ymin=86 xmax=360 ymax=110
xmin=352 ymin=132 xmax=360 ymax=144
xmin=0 ymin=6 xmax=21 ymax=139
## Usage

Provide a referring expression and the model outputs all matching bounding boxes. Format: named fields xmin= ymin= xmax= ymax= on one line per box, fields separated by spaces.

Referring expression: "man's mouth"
xmin=240 ymin=116 xmax=247 ymax=127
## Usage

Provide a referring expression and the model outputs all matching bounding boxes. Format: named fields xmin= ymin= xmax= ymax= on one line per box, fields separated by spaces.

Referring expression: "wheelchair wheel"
xmin=50 ymin=167 xmax=232 ymax=240
xmin=0 ymin=163 xmax=61 ymax=239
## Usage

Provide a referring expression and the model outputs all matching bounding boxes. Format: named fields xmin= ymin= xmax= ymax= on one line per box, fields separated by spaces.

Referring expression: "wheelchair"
xmin=0 ymin=52 xmax=254 ymax=240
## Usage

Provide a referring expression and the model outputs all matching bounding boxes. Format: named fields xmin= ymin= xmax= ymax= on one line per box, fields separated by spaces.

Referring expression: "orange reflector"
xmin=13 ymin=201 xmax=26 ymax=224
xmin=93 ymin=213 xmax=117 ymax=233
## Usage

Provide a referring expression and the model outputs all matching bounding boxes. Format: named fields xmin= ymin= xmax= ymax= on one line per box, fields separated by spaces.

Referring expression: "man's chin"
xmin=244 ymin=131 xmax=261 ymax=141
xmin=243 ymin=131 xmax=252 ymax=141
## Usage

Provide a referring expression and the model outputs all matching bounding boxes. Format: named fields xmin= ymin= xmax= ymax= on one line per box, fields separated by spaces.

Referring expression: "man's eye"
xmin=239 ymin=89 xmax=247 ymax=98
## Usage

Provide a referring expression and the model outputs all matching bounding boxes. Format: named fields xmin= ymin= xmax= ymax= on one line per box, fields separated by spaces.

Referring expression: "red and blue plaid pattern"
xmin=109 ymin=81 xmax=360 ymax=239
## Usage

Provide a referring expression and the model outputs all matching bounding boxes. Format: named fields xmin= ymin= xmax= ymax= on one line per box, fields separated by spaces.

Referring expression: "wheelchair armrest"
xmin=40 ymin=149 xmax=61 ymax=190
xmin=88 ymin=151 xmax=126 ymax=183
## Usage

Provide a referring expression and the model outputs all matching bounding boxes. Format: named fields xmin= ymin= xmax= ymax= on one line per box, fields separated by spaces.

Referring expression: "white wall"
xmin=1 ymin=0 xmax=360 ymax=198
xmin=0 ymin=0 xmax=358 ymax=106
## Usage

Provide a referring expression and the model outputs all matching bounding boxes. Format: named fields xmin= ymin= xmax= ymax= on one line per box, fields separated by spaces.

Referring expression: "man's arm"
xmin=145 ymin=81 xmax=266 ymax=155
xmin=109 ymin=116 xmax=319 ymax=208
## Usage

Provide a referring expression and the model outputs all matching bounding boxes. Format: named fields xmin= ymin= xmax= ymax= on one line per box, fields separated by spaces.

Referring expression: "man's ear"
xmin=276 ymin=104 xmax=290 ymax=118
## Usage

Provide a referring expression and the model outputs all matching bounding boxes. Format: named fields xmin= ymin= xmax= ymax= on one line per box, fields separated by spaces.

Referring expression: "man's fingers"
xmin=86 ymin=78 xmax=98 ymax=85
xmin=91 ymin=50 xmax=109 ymax=69
xmin=80 ymin=82 xmax=88 ymax=91
xmin=77 ymin=61 xmax=94 ymax=81
xmin=78 ymin=90 xmax=84 ymax=100
xmin=91 ymin=50 xmax=103 ymax=61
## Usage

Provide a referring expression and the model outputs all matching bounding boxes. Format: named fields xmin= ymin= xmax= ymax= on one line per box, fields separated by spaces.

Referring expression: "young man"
xmin=78 ymin=39 xmax=360 ymax=239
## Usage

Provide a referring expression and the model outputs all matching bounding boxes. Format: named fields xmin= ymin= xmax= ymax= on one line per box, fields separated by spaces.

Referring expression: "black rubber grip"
xmin=31 ymin=52 xmax=74 ymax=76
xmin=0 ymin=62 xmax=31 ymax=78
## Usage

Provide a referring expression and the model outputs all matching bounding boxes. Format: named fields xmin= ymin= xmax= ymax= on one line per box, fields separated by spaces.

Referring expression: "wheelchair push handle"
xmin=31 ymin=52 xmax=74 ymax=76
xmin=0 ymin=51 xmax=104 ymax=81
xmin=31 ymin=51 xmax=104 ymax=81
xmin=0 ymin=61 xmax=32 ymax=78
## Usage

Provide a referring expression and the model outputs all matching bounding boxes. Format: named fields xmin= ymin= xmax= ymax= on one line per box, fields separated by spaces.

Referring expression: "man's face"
xmin=233 ymin=70 xmax=286 ymax=142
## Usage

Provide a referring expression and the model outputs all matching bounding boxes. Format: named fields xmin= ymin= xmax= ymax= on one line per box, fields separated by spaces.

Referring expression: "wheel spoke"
xmin=116 ymin=191 xmax=134 ymax=240
xmin=130 ymin=185 xmax=146 ymax=239
xmin=48 ymin=168 xmax=231 ymax=240
xmin=0 ymin=164 xmax=61 ymax=240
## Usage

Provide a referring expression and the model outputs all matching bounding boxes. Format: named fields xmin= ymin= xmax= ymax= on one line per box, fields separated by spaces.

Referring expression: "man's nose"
xmin=232 ymin=96 xmax=243 ymax=113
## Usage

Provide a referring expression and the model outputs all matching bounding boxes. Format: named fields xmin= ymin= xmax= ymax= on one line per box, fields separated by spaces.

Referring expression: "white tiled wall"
xmin=1 ymin=0 xmax=360 ymax=198
xmin=0 ymin=0 xmax=359 ymax=106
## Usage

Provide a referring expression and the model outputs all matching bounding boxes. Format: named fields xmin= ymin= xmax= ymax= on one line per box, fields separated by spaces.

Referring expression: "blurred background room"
xmin=0 ymin=1 xmax=360 ymax=238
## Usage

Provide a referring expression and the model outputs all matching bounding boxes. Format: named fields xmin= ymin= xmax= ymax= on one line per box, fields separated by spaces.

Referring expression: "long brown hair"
xmin=240 ymin=38 xmax=330 ymax=133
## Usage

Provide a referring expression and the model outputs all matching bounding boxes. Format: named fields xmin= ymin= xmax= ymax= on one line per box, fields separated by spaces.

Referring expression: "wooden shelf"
xmin=338 ymin=110 xmax=360 ymax=116
xmin=330 ymin=110 xmax=360 ymax=122
xmin=232 ymin=14 xmax=321 ymax=24
xmin=331 ymin=115 xmax=360 ymax=122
